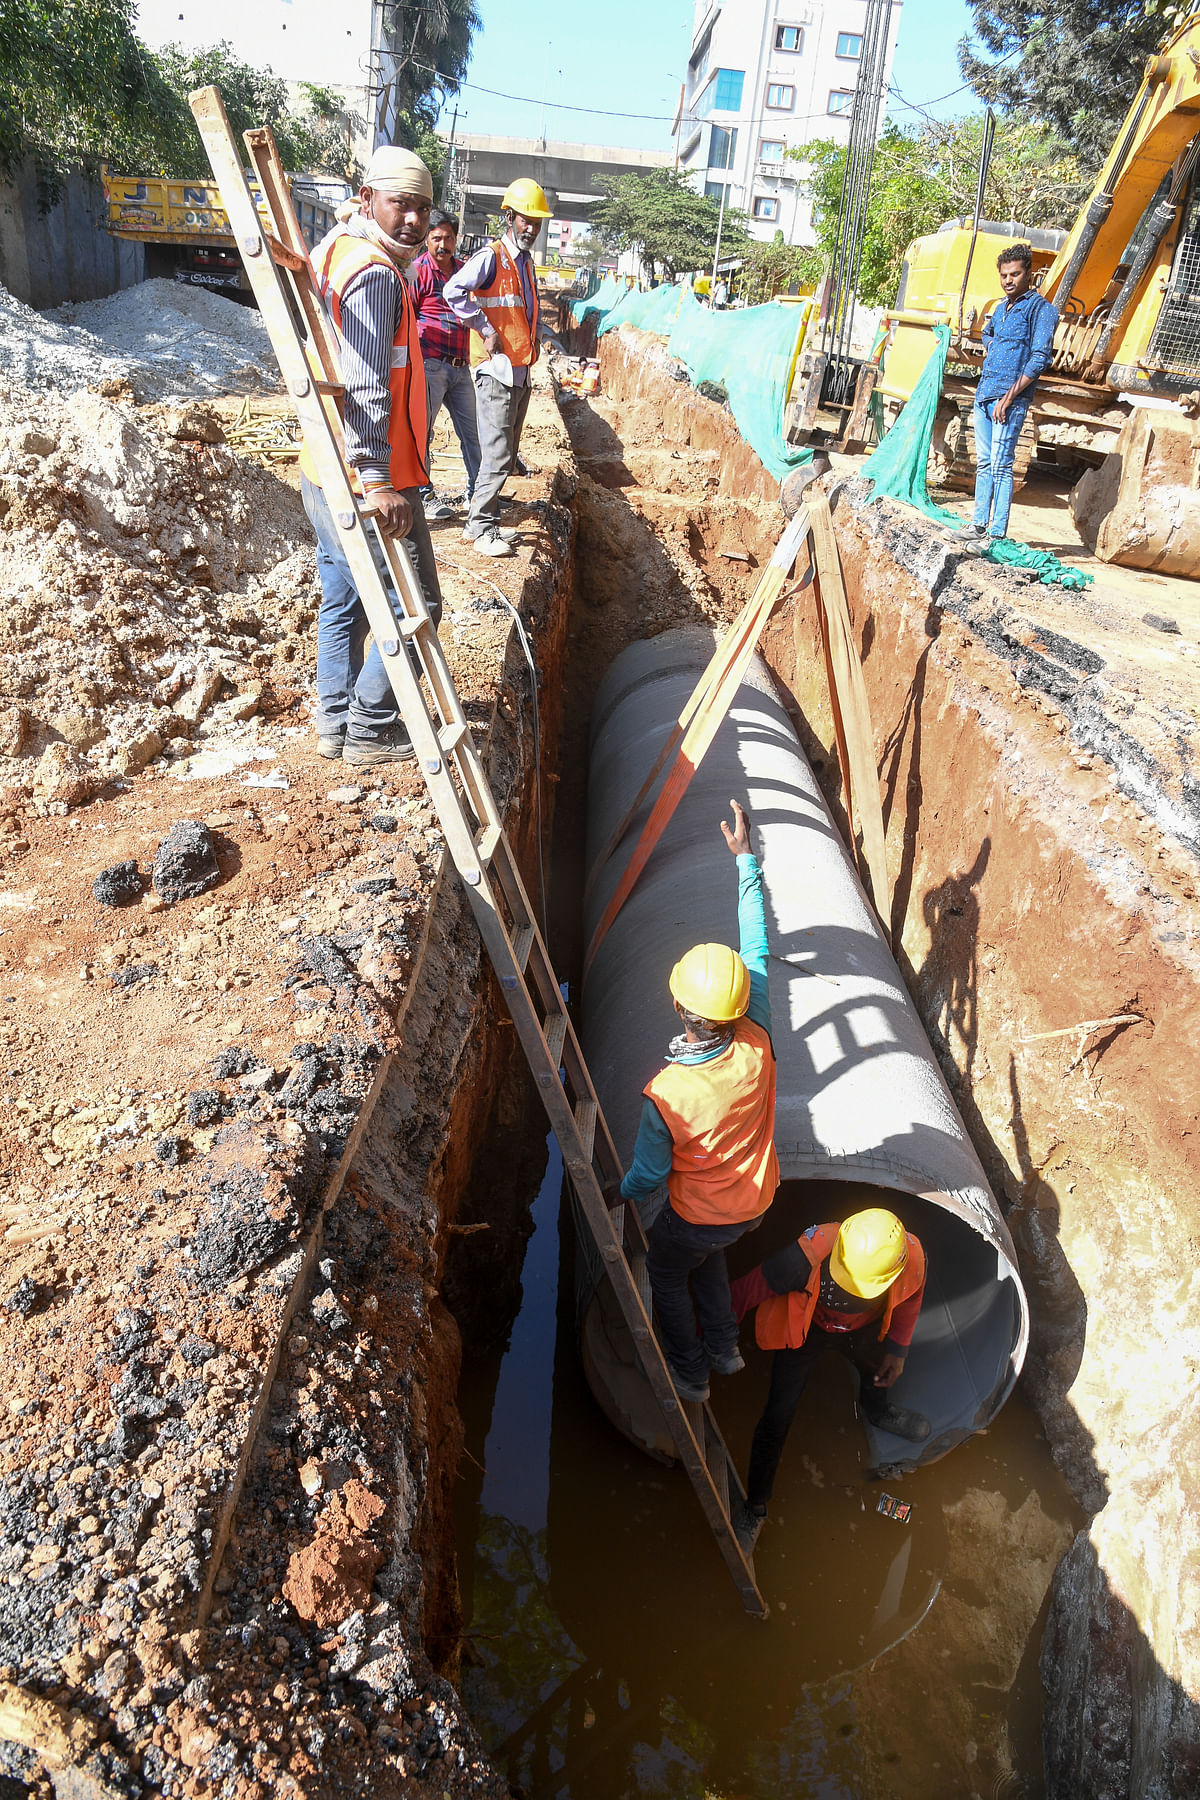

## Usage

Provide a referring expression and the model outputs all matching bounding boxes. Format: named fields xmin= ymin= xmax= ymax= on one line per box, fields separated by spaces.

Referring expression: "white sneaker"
xmin=471 ymin=527 xmax=516 ymax=558
xmin=463 ymin=523 xmax=518 ymax=542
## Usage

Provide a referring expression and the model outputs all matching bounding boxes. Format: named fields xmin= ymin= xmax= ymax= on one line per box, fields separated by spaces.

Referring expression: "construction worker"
xmin=298 ymin=145 xmax=443 ymax=767
xmin=952 ymin=241 xmax=1058 ymax=546
xmin=617 ymin=800 xmax=777 ymax=1404
xmin=730 ymin=1208 xmax=930 ymax=1551
xmin=409 ymin=208 xmax=481 ymax=521
xmin=442 ymin=177 xmax=553 ymax=558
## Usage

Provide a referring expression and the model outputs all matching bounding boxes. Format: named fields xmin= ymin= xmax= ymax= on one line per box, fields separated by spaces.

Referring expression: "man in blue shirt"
xmin=616 ymin=801 xmax=778 ymax=1403
xmin=953 ymin=242 xmax=1057 ymax=545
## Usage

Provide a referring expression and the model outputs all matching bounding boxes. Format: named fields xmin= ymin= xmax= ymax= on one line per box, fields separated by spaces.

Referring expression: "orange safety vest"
xmin=644 ymin=1018 xmax=778 ymax=1228
xmin=754 ymin=1223 xmax=927 ymax=1351
xmin=298 ymin=227 xmax=428 ymax=492
xmin=468 ymin=239 xmax=540 ymax=369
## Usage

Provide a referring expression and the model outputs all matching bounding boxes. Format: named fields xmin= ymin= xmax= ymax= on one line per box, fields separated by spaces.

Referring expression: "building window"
xmin=753 ymin=196 xmax=780 ymax=220
xmin=758 ymin=138 xmax=786 ymax=162
xmin=694 ymin=68 xmax=745 ymax=116
xmin=709 ymin=124 xmax=738 ymax=170
xmin=766 ymin=83 xmax=795 ymax=110
xmin=828 ymin=89 xmax=855 ymax=115
xmin=704 ymin=179 xmax=732 ymax=201
xmin=775 ymin=24 xmax=803 ymax=51
xmin=836 ymin=31 xmax=863 ymax=58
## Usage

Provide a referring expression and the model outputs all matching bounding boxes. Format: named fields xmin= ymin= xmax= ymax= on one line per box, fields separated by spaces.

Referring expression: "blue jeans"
xmin=972 ymin=395 xmax=1029 ymax=539
xmin=301 ymin=474 xmax=443 ymax=739
xmin=646 ymin=1203 xmax=762 ymax=1386
xmin=424 ymin=357 xmax=481 ymax=497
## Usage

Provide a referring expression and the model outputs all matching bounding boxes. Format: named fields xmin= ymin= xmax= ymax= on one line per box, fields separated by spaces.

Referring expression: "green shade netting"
xmin=570 ymin=276 xmax=625 ymax=323
xmin=862 ymin=324 xmax=1092 ymax=589
xmin=596 ymin=281 xmax=692 ymax=335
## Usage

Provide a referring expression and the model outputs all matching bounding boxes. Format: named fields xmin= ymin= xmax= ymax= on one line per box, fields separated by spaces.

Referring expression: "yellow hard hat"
xmin=668 ymin=942 xmax=750 ymax=1022
xmin=830 ymin=1209 xmax=908 ymax=1299
xmin=501 ymin=177 xmax=553 ymax=219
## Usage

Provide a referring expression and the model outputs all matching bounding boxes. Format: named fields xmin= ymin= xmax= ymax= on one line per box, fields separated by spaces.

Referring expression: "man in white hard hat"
xmin=298 ymin=146 xmax=444 ymax=766
xmin=442 ymin=177 xmax=553 ymax=558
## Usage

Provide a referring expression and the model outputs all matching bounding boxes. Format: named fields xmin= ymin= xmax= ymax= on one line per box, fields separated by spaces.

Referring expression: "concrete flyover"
xmin=441 ymin=132 xmax=673 ymax=248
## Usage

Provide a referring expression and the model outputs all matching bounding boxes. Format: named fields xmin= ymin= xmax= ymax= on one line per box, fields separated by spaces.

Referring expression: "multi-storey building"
xmin=675 ymin=0 xmax=902 ymax=246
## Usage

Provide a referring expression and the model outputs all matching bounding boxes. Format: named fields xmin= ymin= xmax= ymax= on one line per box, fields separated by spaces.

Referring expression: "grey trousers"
xmin=466 ymin=370 xmax=532 ymax=537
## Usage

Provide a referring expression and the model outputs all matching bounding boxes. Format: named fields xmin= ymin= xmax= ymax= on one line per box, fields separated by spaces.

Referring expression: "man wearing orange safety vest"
xmin=299 ymin=146 xmax=443 ymax=766
xmin=617 ymin=801 xmax=777 ymax=1405
xmin=443 ymin=178 xmax=552 ymax=558
xmin=730 ymin=1209 xmax=930 ymax=1551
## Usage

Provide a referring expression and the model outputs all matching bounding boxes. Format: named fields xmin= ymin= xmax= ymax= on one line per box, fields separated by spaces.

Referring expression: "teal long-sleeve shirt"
xmin=620 ymin=853 xmax=771 ymax=1201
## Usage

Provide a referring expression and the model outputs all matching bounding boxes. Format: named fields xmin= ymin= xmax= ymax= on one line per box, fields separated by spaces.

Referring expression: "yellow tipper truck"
xmin=103 ymin=170 xmax=341 ymax=296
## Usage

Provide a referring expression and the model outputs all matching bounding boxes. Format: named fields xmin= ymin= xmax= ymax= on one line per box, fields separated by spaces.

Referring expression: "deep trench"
xmin=438 ymin=393 xmax=1085 ymax=1800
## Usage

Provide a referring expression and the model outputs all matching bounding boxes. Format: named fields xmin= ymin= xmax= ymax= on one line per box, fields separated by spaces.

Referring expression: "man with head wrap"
xmin=298 ymin=146 xmax=444 ymax=765
xmin=442 ymin=178 xmax=553 ymax=558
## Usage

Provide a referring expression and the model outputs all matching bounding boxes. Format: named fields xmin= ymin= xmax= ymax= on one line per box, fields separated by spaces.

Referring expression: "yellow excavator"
xmin=879 ymin=12 xmax=1200 ymax=573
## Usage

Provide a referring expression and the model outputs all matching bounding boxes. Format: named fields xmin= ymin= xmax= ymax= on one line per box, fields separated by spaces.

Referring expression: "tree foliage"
xmin=795 ymin=115 xmax=1085 ymax=306
xmin=957 ymin=0 xmax=1171 ymax=174
xmin=588 ymin=169 xmax=750 ymax=282
xmin=737 ymin=236 xmax=822 ymax=305
xmin=377 ymin=0 xmax=480 ymax=129
xmin=153 ymin=42 xmax=359 ymax=182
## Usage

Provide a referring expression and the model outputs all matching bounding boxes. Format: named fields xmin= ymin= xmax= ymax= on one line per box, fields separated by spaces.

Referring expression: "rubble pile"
xmin=0 ymin=377 xmax=317 ymax=804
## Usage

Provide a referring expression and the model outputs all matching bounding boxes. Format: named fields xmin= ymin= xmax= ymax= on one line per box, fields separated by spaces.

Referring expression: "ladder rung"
xmin=544 ymin=1013 xmax=567 ymax=1067
xmin=399 ymin=614 xmax=427 ymax=640
xmin=512 ymin=924 xmax=535 ymax=972
xmin=475 ymin=823 xmax=502 ymax=867
xmin=574 ymin=1097 xmax=597 ymax=1163
xmin=315 ymin=379 xmax=344 ymax=396
xmin=439 ymin=721 xmax=468 ymax=754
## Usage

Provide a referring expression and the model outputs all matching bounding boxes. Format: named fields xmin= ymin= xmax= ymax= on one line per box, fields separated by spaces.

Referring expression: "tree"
xmin=153 ymin=42 xmax=356 ymax=181
xmin=588 ymin=169 xmax=751 ymax=282
xmin=738 ymin=235 xmax=822 ymax=305
xmin=957 ymin=0 xmax=1169 ymax=174
xmin=0 ymin=0 xmax=191 ymax=198
xmin=794 ymin=115 xmax=1085 ymax=306
xmin=376 ymin=0 xmax=480 ymax=131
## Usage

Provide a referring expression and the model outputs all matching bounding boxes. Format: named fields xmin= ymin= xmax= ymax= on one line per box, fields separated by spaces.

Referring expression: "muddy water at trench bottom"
xmin=453 ymin=1164 xmax=1083 ymax=1800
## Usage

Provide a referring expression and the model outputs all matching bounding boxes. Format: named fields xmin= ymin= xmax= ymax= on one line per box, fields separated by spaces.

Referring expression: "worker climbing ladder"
xmin=189 ymin=85 xmax=768 ymax=1616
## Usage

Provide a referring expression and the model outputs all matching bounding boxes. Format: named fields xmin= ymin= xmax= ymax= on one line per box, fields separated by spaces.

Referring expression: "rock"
xmin=1143 ymin=612 xmax=1181 ymax=635
xmin=352 ymin=875 xmax=395 ymax=894
xmin=154 ymin=1135 xmax=186 ymax=1166
xmin=34 ymin=743 xmax=100 ymax=808
xmin=311 ymin=1288 xmax=349 ymax=1333
xmin=110 ymin=726 xmax=163 ymax=777
xmin=174 ymin=666 xmax=225 ymax=727
xmin=164 ymin=403 xmax=225 ymax=444
xmin=153 ymin=819 xmax=222 ymax=901
xmin=15 ymin=427 xmax=57 ymax=457
xmin=50 ymin=708 xmax=105 ymax=752
xmin=2 ymin=1275 xmax=41 ymax=1317
xmin=92 ymin=860 xmax=143 ymax=907
xmin=282 ymin=1482 xmax=386 ymax=1627
xmin=0 ymin=1679 xmax=100 ymax=1767
xmin=366 ymin=813 xmax=398 ymax=833
xmin=328 ymin=785 xmax=364 ymax=805
xmin=0 ymin=704 xmax=29 ymax=757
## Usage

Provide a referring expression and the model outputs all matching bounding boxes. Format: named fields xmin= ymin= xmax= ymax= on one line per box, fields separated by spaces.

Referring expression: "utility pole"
xmin=710 ymin=126 xmax=736 ymax=296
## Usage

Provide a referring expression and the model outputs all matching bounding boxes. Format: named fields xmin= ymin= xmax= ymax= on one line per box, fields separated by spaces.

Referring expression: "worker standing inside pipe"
xmin=616 ymin=800 xmax=778 ymax=1405
xmin=730 ymin=1209 xmax=930 ymax=1551
xmin=442 ymin=178 xmax=553 ymax=559
xmin=298 ymin=146 xmax=443 ymax=766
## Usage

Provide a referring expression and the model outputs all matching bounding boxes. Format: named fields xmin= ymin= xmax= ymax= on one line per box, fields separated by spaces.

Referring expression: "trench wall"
xmin=595 ymin=324 xmax=1200 ymax=1797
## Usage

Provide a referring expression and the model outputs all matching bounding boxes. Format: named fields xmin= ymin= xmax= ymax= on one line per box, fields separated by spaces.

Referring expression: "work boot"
xmin=706 ymin=1346 xmax=745 ymax=1376
xmin=667 ymin=1364 xmax=710 ymax=1405
xmin=950 ymin=522 xmax=990 ymax=544
xmin=861 ymin=1399 xmax=931 ymax=1442
xmin=514 ymin=454 xmax=535 ymax=477
xmin=317 ymin=727 xmax=345 ymax=760
xmin=733 ymin=1500 xmax=766 ymax=1555
xmin=467 ymin=526 xmax=516 ymax=559
xmin=343 ymin=724 xmax=416 ymax=767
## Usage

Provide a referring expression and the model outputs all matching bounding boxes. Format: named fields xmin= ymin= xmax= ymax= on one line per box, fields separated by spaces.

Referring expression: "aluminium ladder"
xmin=189 ymin=85 xmax=768 ymax=1616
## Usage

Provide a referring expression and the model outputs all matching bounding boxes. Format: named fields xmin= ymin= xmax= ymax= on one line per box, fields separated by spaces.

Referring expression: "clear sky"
xmin=433 ymin=0 xmax=981 ymax=150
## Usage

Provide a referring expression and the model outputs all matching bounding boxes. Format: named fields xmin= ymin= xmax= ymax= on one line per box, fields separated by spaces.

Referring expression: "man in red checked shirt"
xmin=408 ymin=209 xmax=481 ymax=521
xmin=729 ymin=1208 xmax=930 ymax=1552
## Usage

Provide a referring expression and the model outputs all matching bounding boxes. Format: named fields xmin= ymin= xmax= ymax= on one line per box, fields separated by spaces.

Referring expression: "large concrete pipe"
xmin=580 ymin=627 xmax=1029 ymax=1474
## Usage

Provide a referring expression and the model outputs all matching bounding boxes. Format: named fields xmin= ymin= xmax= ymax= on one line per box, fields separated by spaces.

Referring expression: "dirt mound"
xmin=0 ymin=379 xmax=316 ymax=798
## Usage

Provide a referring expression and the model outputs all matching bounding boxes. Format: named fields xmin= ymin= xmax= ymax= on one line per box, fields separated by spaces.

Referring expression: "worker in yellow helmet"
xmin=443 ymin=176 xmax=553 ymax=557
xmin=616 ymin=800 xmax=778 ymax=1405
xmin=730 ymin=1208 xmax=930 ymax=1551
